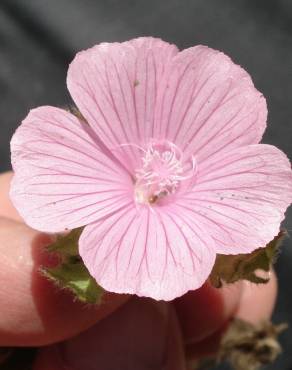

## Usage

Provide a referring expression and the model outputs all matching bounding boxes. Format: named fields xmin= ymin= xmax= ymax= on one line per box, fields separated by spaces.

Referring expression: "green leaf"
xmin=48 ymin=227 xmax=83 ymax=257
xmin=210 ymin=231 xmax=286 ymax=288
xmin=43 ymin=228 xmax=103 ymax=304
xmin=43 ymin=262 xmax=103 ymax=304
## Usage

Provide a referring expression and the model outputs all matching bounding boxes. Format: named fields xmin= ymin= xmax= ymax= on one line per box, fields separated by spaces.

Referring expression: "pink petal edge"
xmin=67 ymin=37 xmax=267 ymax=166
xmin=179 ymin=144 xmax=292 ymax=254
xmin=79 ymin=204 xmax=216 ymax=301
xmin=67 ymin=37 xmax=179 ymax=172
xmin=10 ymin=106 xmax=132 ymax=232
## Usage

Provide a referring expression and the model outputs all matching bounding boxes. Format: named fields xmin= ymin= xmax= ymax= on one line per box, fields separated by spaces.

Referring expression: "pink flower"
xmin=10 ymin=37 xmax=292 ymax=300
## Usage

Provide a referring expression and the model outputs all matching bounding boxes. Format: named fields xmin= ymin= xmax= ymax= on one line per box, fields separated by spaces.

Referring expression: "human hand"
xmin=0 ymin=171 xmax=277 ymax=370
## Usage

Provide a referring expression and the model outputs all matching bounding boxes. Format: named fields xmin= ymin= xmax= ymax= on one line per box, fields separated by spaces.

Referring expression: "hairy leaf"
xmin=43 ymin=228 xmax=103 ymax=304
xmin=210 ymin=231 xmax=286 ymax=288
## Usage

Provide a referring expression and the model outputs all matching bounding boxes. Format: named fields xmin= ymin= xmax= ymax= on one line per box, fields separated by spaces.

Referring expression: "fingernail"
xmin=235 ymin=270 xmax=277 ymax=324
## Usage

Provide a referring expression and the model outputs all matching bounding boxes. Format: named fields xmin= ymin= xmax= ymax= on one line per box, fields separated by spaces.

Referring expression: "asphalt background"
xmin=0 ymin=1 xmax=291 ymax=369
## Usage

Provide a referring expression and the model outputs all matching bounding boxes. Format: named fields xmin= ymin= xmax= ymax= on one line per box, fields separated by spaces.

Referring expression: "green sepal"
xmin=210 ymin=231 xmax=286 ymax=288
xmin=47 ymin=227 xmax=83 ymax=258
xmin=42 ymin=228 xmax=103 ymax=304
xmin=42 ymin=262 xmax=103 ymax=304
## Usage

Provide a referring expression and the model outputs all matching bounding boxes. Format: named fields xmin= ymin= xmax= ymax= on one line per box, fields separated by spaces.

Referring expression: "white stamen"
xmin=134 ymin=141 xmax=196 ymax=204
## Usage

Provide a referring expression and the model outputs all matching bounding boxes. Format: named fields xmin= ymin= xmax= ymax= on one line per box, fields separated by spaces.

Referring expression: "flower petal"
xmin=67 ymin=37 xmax=178 ymax=170
xmin=154 ymin=46 xmax=267 ymax=162
xmin=178 ymin=144 xmax=292 ymax=254
xmin=10 ymin=106 xmax=132 ymax=232
xmin=79 ymin=205 xmax=216 ymax=301
xmin=68 ymin=39 xmax=266 ymax=167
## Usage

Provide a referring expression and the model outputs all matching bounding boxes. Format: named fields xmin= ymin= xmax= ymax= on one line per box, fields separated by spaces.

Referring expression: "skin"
xmin=0 ymin=171 xmax=277 ymax=369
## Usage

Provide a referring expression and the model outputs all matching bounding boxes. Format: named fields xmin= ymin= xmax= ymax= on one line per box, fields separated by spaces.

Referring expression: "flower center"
xmin=134 ymin=141 xmax=196 ymax=205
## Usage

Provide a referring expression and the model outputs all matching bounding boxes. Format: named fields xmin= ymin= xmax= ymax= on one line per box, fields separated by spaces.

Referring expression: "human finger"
xmin=173 ymin=281 xmax=243 ymax=344
xmin=0 ymin=217 xmax=129 ymax=346
xmin=33 ymin=297 xmax=187 ymax=370
xmin=0 ymin=172 xmax=22 ymax=222
xmin=186 ymin=271 xmax=277 ymax=359
xmin=235 ymin=270 xmax=277 ymax=324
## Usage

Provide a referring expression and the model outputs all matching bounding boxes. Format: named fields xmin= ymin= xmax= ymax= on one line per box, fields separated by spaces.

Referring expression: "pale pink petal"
xmin=67 ymin=37 xmax=178 ymax=170
xmin=10 ymin=106 xmax=132 ymax=232
xmin=153 ymin=46 xmax=267 ymax=162
xmin=79 ymin=204 xmax=216 ymax=301
xmin=177 ymin=144 xmax=292 ymax=254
